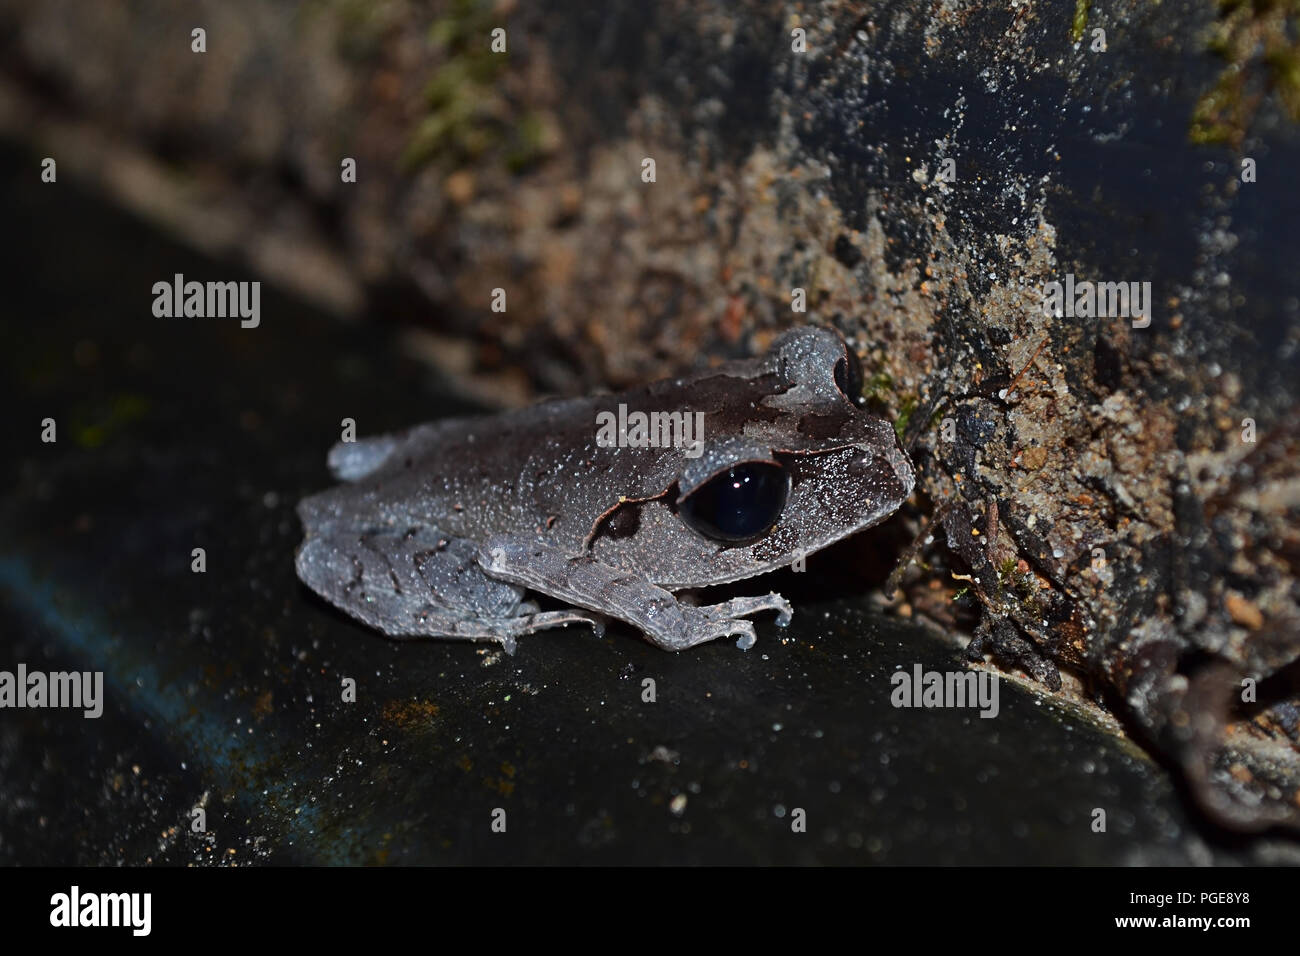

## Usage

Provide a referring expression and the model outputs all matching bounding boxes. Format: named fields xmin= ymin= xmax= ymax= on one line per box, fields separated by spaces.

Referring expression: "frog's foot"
xmin=516 ymin=600 xmax=608 ymax=641
xmin=677 ymin=594 xmax=793 ymax=650
xmin=324 ymin=422 xmax=450 ymax=482
xmin=479 ymin=535 xmax=793 ymax=652
xmin=326 ymin=435 xmax=400 ymax=481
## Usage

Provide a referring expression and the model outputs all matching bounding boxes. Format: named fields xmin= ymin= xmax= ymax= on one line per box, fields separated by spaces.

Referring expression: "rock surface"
xmin=0 ymin=0 xmax=1297 ymax=839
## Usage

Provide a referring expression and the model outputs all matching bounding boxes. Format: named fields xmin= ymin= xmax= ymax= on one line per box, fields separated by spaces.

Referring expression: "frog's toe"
xmin=326 ymin=435 xmax=400 ymax=481
xmin=772 ymin=594 xmax=794 ymax=627
xmin=731 ymin=622 xmax=758 ymax=651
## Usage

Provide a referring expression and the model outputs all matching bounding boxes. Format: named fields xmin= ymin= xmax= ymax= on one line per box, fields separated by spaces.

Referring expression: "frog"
xmin=295 ymin=325 xmax=915 ymax=653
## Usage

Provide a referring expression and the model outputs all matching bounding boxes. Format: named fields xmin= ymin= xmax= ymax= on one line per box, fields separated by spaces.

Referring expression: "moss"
xmin=1190 ymin=72 xmax=1246 ymax=146
xmin=1267 ymin=42 xmax=1300 ymax=116
xmin=505 ymin=111 xmax=553 ymax=173
xmin=1013 ymin=575 xmax=1045 ymax=619
xmin=861 ymin=367 xmax=921 ymax=441
xmin=301 ymin=0 xmax=400 ymax=62
xmin=1191 ymin=0 xmax=1300 ymax=147
xmin=74 ymin=394 xmax=149 ymax=449
xmin=893 ymin=394 xmax=918 ymax=441
xmin=864 ymin=368 xmax=893 ymax=401
xmin=402 ymin=0 xmax=513 ymax=172
xmin=1070 ymin=0 xmax=1091 ymax=44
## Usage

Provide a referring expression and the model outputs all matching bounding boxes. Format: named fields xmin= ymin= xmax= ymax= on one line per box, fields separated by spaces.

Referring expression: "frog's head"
xmin=597 ymin=325 xmax=916 ymax=587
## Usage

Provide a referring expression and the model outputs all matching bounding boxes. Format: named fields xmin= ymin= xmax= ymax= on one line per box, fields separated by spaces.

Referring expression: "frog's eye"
xmin=678 ymin=461 xmax=789 ymax=543
xmin=834 ymin=346 xmax=864 ymax=404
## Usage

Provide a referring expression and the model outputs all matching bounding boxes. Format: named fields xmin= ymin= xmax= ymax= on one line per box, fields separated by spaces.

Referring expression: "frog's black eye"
xmin=834 ymin=347 xmax=865 ymax=404
xmin=678 ymin=462 xmax=789 ymax=543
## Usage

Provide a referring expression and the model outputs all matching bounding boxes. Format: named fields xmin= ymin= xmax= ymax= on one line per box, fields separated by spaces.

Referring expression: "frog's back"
xmin=300 ymin=327 xmax=847 ymax=551
xmin=304 ymin=382 xmax=710 ymax=548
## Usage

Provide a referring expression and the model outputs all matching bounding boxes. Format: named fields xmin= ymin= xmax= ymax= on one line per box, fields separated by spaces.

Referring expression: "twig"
xmin=1005 ymin=336 xmax=1048 ymax=399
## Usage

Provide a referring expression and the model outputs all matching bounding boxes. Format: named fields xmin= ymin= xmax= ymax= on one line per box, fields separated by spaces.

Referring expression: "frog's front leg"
xmin=478 ymin=535 xmax=792 ymax=651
